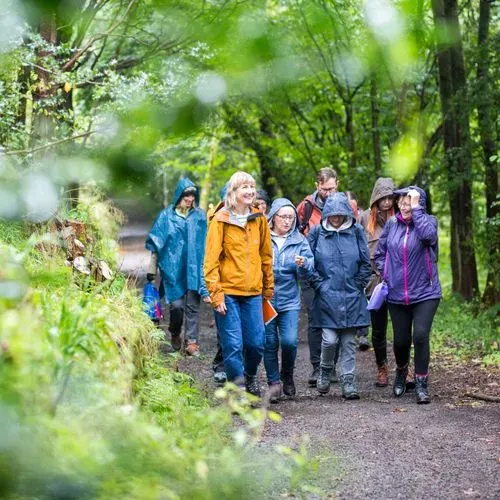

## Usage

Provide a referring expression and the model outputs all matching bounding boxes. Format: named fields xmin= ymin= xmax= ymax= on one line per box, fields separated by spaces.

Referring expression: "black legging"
xmin=370 ymin=301 xmax=388 ymax=367
xmin=388 ymin=299 xmax=440 ymax=375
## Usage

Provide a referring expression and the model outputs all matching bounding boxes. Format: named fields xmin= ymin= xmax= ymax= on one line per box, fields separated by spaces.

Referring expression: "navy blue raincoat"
xmin=307 ymin=193 xmax=371 ymax=330
xmin=267 ymin=198 xmax=314 ymax=312
xmin=145 ymin=178 xmax=208 ymax=302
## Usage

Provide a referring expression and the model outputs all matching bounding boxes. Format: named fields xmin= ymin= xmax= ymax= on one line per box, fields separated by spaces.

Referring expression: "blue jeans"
xmin=216 ymin=295 xmax=265 ymax=382
xmin=264 ymin=309 xmax=300 ymax=384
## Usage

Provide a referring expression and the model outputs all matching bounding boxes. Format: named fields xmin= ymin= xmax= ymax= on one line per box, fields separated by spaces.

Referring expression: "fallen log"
xmin=465 ymin=392 xmax=500 ymax=403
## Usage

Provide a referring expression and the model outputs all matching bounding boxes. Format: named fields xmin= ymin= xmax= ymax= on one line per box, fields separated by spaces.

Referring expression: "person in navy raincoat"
xmin=307 ymin=192 xmax=371 ymax=400
xmin=264 ymin=198 xmax=314 ymax=402
xmin=375 ymin=186 xmax=441 ymax=404
xmin=146 ymin=178 xmax=210 ymax=355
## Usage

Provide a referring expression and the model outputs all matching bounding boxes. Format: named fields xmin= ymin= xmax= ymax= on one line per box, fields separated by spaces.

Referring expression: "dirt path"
xmin=120 ymin=220 xmax=500 ymax=499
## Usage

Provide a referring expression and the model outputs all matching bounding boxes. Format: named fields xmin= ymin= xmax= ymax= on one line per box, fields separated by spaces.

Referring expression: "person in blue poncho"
xmin=145 ymin=178 xmax=210 ymax=355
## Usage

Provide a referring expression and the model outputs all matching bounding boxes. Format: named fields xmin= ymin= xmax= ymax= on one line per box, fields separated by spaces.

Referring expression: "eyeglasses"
xmin=275 ymin=214 xmax=295 ymax=221
xmin=398 ymin=202 xmax=411 ymax=209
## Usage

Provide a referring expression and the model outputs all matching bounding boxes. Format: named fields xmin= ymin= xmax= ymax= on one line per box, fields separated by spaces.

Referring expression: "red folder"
xmin=263 ymin=299 xmax=278 ymax=326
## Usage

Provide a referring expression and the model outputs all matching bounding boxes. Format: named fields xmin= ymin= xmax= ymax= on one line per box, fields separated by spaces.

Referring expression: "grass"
xmin=0 ymin=189 xmax=325 ymax=499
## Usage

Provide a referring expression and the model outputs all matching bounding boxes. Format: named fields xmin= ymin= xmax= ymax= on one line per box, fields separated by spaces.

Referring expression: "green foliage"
xmin=431 ymin=297 xmax=499 ymax=366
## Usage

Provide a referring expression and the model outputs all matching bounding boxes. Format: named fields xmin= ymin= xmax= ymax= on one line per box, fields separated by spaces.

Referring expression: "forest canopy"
xmin=0 ymin=0 xmax=498 ymax=303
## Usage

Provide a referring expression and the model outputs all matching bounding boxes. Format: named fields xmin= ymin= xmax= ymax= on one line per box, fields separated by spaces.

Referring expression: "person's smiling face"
xmin=328 ymin=214 xmax=345 ymax=229
xmin=398 ymin=196 xmax=412 ymax=220
xmin=235 ymin=182 xmax=256 ymax=207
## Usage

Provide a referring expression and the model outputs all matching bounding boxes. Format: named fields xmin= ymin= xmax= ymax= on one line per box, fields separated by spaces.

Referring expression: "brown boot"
xmin=375 ymin=363 xmax=389 ymax=387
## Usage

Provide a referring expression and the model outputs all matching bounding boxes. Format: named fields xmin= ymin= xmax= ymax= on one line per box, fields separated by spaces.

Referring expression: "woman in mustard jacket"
xmin=204 ymin=171 xmax=274 ymax=396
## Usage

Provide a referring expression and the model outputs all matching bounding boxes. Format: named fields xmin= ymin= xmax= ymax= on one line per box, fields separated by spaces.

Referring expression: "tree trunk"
xmin=199 ymin=133 xmax=219 ymax=210
xmin=431 ymin=0 xmax=479 ymax=300
xmin=476 ymin=0 xmax=499 ymax=306
xmin=344 ymin=99 xmax=356 ymax=173
xmin=370 ymin=76 xmax=382 ymax=176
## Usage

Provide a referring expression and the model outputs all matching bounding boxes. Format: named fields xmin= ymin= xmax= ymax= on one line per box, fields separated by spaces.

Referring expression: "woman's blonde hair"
xmin=225 ymin=171 xmax=256 ymax=210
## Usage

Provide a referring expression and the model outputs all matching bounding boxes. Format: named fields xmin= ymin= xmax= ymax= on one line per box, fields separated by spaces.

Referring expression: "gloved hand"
xmin=146 ymin=273 xmax=156 ymax=282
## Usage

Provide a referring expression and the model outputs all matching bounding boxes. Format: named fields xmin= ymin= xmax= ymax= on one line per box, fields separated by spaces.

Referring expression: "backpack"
xmin=298 ymin=199 xmax=314 ymax=234
xmin=143 ymin=282 xmax=162 ymax=321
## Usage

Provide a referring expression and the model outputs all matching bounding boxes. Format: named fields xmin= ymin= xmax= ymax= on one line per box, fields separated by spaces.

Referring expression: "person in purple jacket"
xmin=375 ymin=186 xmax=441 ymax=404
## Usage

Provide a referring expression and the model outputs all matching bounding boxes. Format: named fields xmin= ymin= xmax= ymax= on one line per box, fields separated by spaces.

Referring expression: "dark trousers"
xmin=302 ymin=284 xmax=322 ymax=367
xmin=388 ymin=299 xmax=440 ymax=375
xmin=168 ymin=290 xmax=201 ymax=342
xmin=370 ymin=302 xmax=389 ymax=366
xmin=212 ymin=313 xmax=225 ymax=373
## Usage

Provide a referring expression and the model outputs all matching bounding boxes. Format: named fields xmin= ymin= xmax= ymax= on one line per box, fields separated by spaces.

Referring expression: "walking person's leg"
xmin=388 ymin=303 xmax=413 ymax=397
xmin=412 ymin=299 xmax=440 ymax=404
xmin=169 ymin=296 xmax=185 ymax=351
xmin=338 ymin=328 xmax=359 ymax=399
xmin=184 ymin=290 xmax=201 ymax=355
xmin=371 ymin=302 xmax=389 ymax=386
xmin=240 ymin=295 xmax=265 ymax=397
xmin=356 ymin=326 xmax=370 ymax=351
xmin=317 ymin=328 xmax=340 ymax=394
xmin=264 ymin=315 xmax=281 ymax=402
xmin=279 ymin=309 xmax=300 ymax=397
xmin=303 ymin=284 xmax=322 ymax=386
xmin=212 ymin=313 xmax=226 ymax=384
xmin=216 ymin=295 xmax=244 ymax=386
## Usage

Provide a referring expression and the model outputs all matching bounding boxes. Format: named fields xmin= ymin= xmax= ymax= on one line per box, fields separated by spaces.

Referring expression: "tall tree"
xmin=431 ymin=0 xmax=478 ymax=300
xmin=476 ymin=0 xmax=499 ymax=306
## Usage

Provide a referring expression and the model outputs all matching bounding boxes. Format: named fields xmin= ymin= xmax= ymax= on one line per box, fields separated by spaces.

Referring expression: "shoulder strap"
xmin=299 ymin=200 xmax=314 ymax=234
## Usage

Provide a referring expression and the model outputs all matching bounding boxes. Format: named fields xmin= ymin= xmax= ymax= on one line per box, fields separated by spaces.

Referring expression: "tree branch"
xmin=62 ymin=0 xmax=138 ymax=72
xmin=4 ymin=131 xmax=97 ymax=156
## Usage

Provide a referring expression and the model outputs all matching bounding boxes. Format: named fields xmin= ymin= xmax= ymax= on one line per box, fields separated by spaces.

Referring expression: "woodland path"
xmin=119 ymin=214 xmax=500 ymax=499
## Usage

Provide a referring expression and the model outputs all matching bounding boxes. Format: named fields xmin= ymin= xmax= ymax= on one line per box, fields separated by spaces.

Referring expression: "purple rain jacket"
xmin=374 ymin=186 xmax=442 ymax=305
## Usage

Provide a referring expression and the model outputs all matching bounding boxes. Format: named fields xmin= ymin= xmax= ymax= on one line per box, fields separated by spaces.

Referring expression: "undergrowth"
xmin=431 ymin=298 xmax=499 ymax=366
xmin=0 ymin=188 xmax=320 ymax=499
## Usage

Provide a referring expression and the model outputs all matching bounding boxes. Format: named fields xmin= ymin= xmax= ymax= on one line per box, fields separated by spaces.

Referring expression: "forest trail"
xmin=120 ymin=218 xmax=500 ymax=499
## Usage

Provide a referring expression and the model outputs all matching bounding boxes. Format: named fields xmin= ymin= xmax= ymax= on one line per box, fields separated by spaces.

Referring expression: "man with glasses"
xmin=297 ymin=167 xmax=339 ymax=386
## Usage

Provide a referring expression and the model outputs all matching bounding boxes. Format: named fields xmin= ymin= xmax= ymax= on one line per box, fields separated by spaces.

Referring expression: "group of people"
xmin=145 ymin=167 xmax=441 ymax=405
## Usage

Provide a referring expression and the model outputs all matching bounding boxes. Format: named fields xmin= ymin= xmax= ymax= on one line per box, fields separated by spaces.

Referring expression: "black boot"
xmin=317 ymin=367 xmax=332 ymax=394
xmin=308 ymin=365 xmax=320 ymax=387
xmin=341 ymin=374 xmax=360 ymax=400
xmin=415 ymin=375 xmax=430 ymax=404
xmin=393 ymin=365 xmax=408 ymax=398
xmin=281 ymin=371 xmax=296 ymax=397
xmin=245 ymin=375 xmax=261 ymax=398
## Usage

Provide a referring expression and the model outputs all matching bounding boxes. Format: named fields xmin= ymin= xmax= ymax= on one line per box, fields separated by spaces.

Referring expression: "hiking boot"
xmin=375 ymin=363 xmax=389 ymax=387
xmin=393 ymin=365 xmax=408 ymax=398
xmin=308 ymin=365 xmax=320 ymax=387
xmin=358 ymin=336 xmax=370 ymax=351
xmin=406 ymin=364 xmax=416 ymax=390
xmin=330 ymin=366 xmax=339 ymax=383
xmin=341 ymin=374 xmax=360 ymax=400
xmin=245 ymin=375 xmax=261 ymax=398
xmin=213 ymin=371 xmax=227 ymax=385
xmin=171 ymin=334 xmax=182 ymax=351
xmin=415 ymin=375 xmax=431 ymax=404
xmin=185 ymin=341 xmax=200 ymax=357
xmin=268 ymin=383 xmax=282 ymax=403
xmin=317 ymin=367 xmax=332 ymax=394
xmin=281 ymin=372 xmax=296 ymax=397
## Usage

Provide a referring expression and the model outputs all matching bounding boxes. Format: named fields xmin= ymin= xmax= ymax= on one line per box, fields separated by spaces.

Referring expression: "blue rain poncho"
xmin=145 ymin=177 xmax=208 ymax=302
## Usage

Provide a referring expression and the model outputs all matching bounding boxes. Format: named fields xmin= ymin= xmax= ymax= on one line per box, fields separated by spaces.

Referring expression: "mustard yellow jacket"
xmin=204 ymin=207 xmax=274 ymax=307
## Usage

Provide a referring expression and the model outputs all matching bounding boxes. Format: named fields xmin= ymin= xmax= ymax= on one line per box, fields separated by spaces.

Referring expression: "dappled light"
xmin=0 ymin=0 xmax=498 ymax=498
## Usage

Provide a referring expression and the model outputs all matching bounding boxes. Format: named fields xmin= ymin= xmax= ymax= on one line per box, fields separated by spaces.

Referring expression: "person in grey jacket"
xmin=265 ymin=199 xmax=314 ymax=402
xmin=359 ymin=178 xmax=395 ymax=386
xmin=307 ymin=193 xmax=371 ymax=399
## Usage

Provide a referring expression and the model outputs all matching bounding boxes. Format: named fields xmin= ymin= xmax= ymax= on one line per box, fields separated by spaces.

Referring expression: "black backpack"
xmin=298 ymin=200 xmax=314 ymax=234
